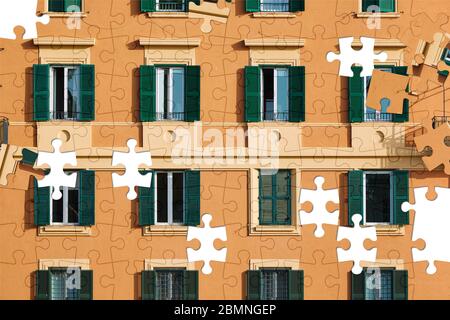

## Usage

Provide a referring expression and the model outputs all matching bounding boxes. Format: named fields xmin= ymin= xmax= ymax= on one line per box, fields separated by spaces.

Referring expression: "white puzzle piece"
xmin=112 ymin=139 xmax=152 ymax=200
xmin=0 ymin=0 xmax=49 ymax=39
xmin=187 ymin=213 xmax=227 ymax=275
xmin=299 ymin=176 xmax=339 ymax=237
xmin=36 ymin=139 xmax=77 ymax=200
xmin=327 ymin=37 xmax=388 ymax=77
xmin=337 ymin=214 xmax=377 ymax=274
xmin=402 ymin=187 xmax=450 ymax=274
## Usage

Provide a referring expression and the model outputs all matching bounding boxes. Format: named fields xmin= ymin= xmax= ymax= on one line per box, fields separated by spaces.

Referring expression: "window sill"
xmin=356 ymin=12 xmax=401 ymax=18
xmin=375 ymin=224 xmax=405 ymax=236
xmin=143 ymin=225 xmax=188 ymax=236
xmin=38 ymin=225 xmax=91 ymax=236
xmin=40 ymin=12 xmax=88 ymax=18
xmin=252 ymin=12 xmax=297 ymax=18
xmin=147 ymin=12 xmax=189 ymax=18
xmin=250 ymin=224 xmax=301 ymax=236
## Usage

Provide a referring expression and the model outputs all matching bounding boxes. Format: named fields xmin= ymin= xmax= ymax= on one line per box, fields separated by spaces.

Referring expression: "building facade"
xmin=0 ymin=0 xmax=449 ymax=300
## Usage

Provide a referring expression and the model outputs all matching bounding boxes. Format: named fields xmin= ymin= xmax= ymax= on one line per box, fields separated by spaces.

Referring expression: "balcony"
xmin=364 ymin=112 xmax=393 ymax=122
xmin=0 ymin=117 xmax=8 ymax=145
xmin=156 ymin=111 xmax=185 ymax=121
xmin=260 ymin=1 xmax=289 ymax=12
xmin=432 ymin=116 xmax=450 ymax=128
xmin=156 ymin=1 xmax=185 ymax=12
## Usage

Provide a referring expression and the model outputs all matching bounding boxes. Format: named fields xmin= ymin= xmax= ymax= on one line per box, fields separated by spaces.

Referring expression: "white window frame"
xmin=154 ymin=171 xmax=185 ymax=225
xmin=363 ymin=66 xmax=393 ymax=122
xmin=260 ymin=67 xmax=289 ymax=121
xmin=444 ymin=50 xmax=450 ymax=63
xmin=156 ymin=67 xmax=185 ymax=120
xmin=362 ymin=171 xmax=394 ymax=225
xmin=260 ymin=0 xmax=290 ymax=12
xmin=50 ymin=176 xmax=80 ymax=226
xmin=49 ymin=65 xmax=81 ymax=120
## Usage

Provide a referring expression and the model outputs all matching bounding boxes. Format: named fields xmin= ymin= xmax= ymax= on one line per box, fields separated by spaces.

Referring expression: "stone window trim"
xmin=356 ymin=0 xmax=401 ymax=18
xmin=244 ymin=38 xmax=306 ymax=67
xmin=139 ymin=38 xmax=201 ymax=66
xmin=249 ymin=259 xmax=301 ymax=270
xmin=39 ymin=258 xmax=90 ymax=270
xmin=144 ymin=259 xmax=195 ymax=271
xmin=41 ymin=0 xmax=88 ymax=17
xmin=38 ymin=225 xmax=91 ymax=236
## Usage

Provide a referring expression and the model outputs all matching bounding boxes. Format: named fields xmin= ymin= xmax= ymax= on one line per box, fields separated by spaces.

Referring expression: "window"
xmin=348 ymin=65 xmax=408 ymax=123
xmin=138 ymin=170 xmax=200 ymax=227
xmin=363 ymin=67 xmax=393 ymax=122
xmin=156 ymin=0 xmax=185 ymax=12
xmin=245 ymin=66 xmax=305 ymax=122
xmin=155 ymin=171 xmax=184 ymax=224
xmin=363 ymin=171 xmax=393 ymax=224
xmin=48 ymin=0 xmax=82 ymax=12
xmin=156 ymin=67 xmax=185 ymax=120
xmin=49 ymin=268 xmax=81 ymax=300
xmin=351 ymin=268 xmax=408 ymax=300
xmin=348 ymin=170 xmax=409 ymax=226
xmin=259 ymin=170 xmax=291 ymax=225
xmin=261 ymin=67 xmax=289 ymax=121
xmin=362 ymin=0 xmax=395 ymax=13
xmin=50 ymin=173 xmax=80 ymax=225
xmin=156 ymin=269 xmax=184 ymax=300
xmin=50 ymin=66 xmax=81 ymax=120
xmin=245 ymin=0 xmax=304 ymax=13
xmin=247 ymin=268 xmax=304 ymax=300
xmin=0 ymin=118 xmax=7 ymax=145
xmin=261 ymin=269 xmax=289 ymax=300
xmin=260 ymin=0 xmax=289 ymax=12
xmin=438 ymin=49 xmax=450 ymax=76
xmin=140 ymin=65 xmax=200 ymax=122
xmin=34 ymin=171 xmax=95 ymax=227
xmin=33 ymin=64 xmax=95 ymax=122
xmin=141 ymin=269 xmax=198 ymax=300
xmin=35 ymin=268 xmax=93 ymax=300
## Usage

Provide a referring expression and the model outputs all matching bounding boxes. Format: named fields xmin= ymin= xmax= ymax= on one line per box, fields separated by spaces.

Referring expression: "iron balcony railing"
xmin=432 ymin=116 xmax=450 ymax=128
xmin=0 ymin=117 xmax=8 ymax=145
xmin=156 ymin=1 xmax=185 ymax=12
xmin=260 ymin=1 xmax=290 ymax=12
xmin=50 ymin=111 xmax=80 ymax=121
xmin=263 ymin=111 xmax=289 ymax=121
xmin=156 ymin=112 xmax=185 ymax=121
xmin=364 ymin=113 xmax=393 ymax=122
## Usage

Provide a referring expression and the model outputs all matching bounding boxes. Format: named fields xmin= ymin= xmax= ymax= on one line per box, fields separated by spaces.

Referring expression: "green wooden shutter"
xmin=185 ymin=66 xmax=201 ymax=122
xmin=348 ymin=66 xmax=364 ymax=123
xmin=138 ymin=171 xmax=155 ymax=226
xmin=35 ymin=270 xmax=50 ymax=300
xmin=79 ymin=64 xmax=95 ymax=121
xmin=246 ymin=0 xmax=260 ymax=12
xmin=290 ymin=0 xmax=305 ymax=12
xmin=65 ymin=0 xmax=82 ymax=11
xmin=80 ymin=270 xmax=93 ymax=300
xmin=34 ymin=178 xmax=50 ymax=226
xmin=247 ymin=270 xmax=261 ymax=300
xmin=348 ymin=170 xmax=363 ymax=226
xmin=439 ymin=49 xmax=450 ymax=76
xmin=393 ymin=170 xmax=409 ymax=225
xmin=392 ymin=66 xmax=409 ymax=123
xmin=288 ymin=270 xmax=304 ymax=300
xmin=141 ymin=0 xmax=156 ymax=12
xmin=379 ymin=0 xmax=395 ymax=12
xmin=140 ymin=65 xmax=156 ymax=122
xmin=33 ymin=64 xmax=50 ymax=121
xmin=48 ymin=0 xmax=65 ymax=12
xmin=79 ymin=170 xmax=95 ymax=226
xmin=185 ymin=171 xmax=201 ymax=226
xmin=289 ymin=66 xmax=305 ymax=122
xmin=393 ymin=270 xmax=408 ymax=300
xmin=351 ymin=272 xmax=366 ymax=300
xmin=21 ymin=148 xmax=38 ymax=166
xmin=362 ymin=0 xmax=378 ymax=11
xmin=245 ymin=66 xmax=261 ymax=122
xmin=142 ymin=271 xmax=156 ymax=300
xmin=183 ymin=270 xmax=199 ymax=300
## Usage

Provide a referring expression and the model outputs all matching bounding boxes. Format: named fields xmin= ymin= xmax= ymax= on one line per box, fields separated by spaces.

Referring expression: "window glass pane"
xmin=67 ymin=68 xmax=80 ymax=119
xmin=157 ymin=172 xmax=168 ymax=223
xmin=171 ymin=68 xmax=184 ymax=120
xmin=262 ymin=69 xmax=274 ymax=120
xmin=260 ymin=173 xmax=273 ymax=197
xmin=156 ymin=271 xmax=184 ymax=300
xmin=172 ymin=172 xmax=184 ymax=223
xmin=53 ymin=68 xmax=65 ymax=119
xmin=261 ymin=0 xmax=289 ymax=12
xmin=156 ymin=68 xmax=166 ymax=120
xmin=67 ymin=187 xmax=79 ymax=224
xmin=276 ymin=170 xmax=289 ymax=197
xmin=276 ymin=68 xmax=289 ymax=121
xmin=261 ymin=270 xmax=288 ymax=300
xmin=365 ymin=270 xmax=393 ymax=300
xmin=365 ymin=173 xmax=391 ymax=223
xmin=52 ymin=192 xmax=64 ymax=223
xmin=50 ymin=268 xmax=80 ymax=300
